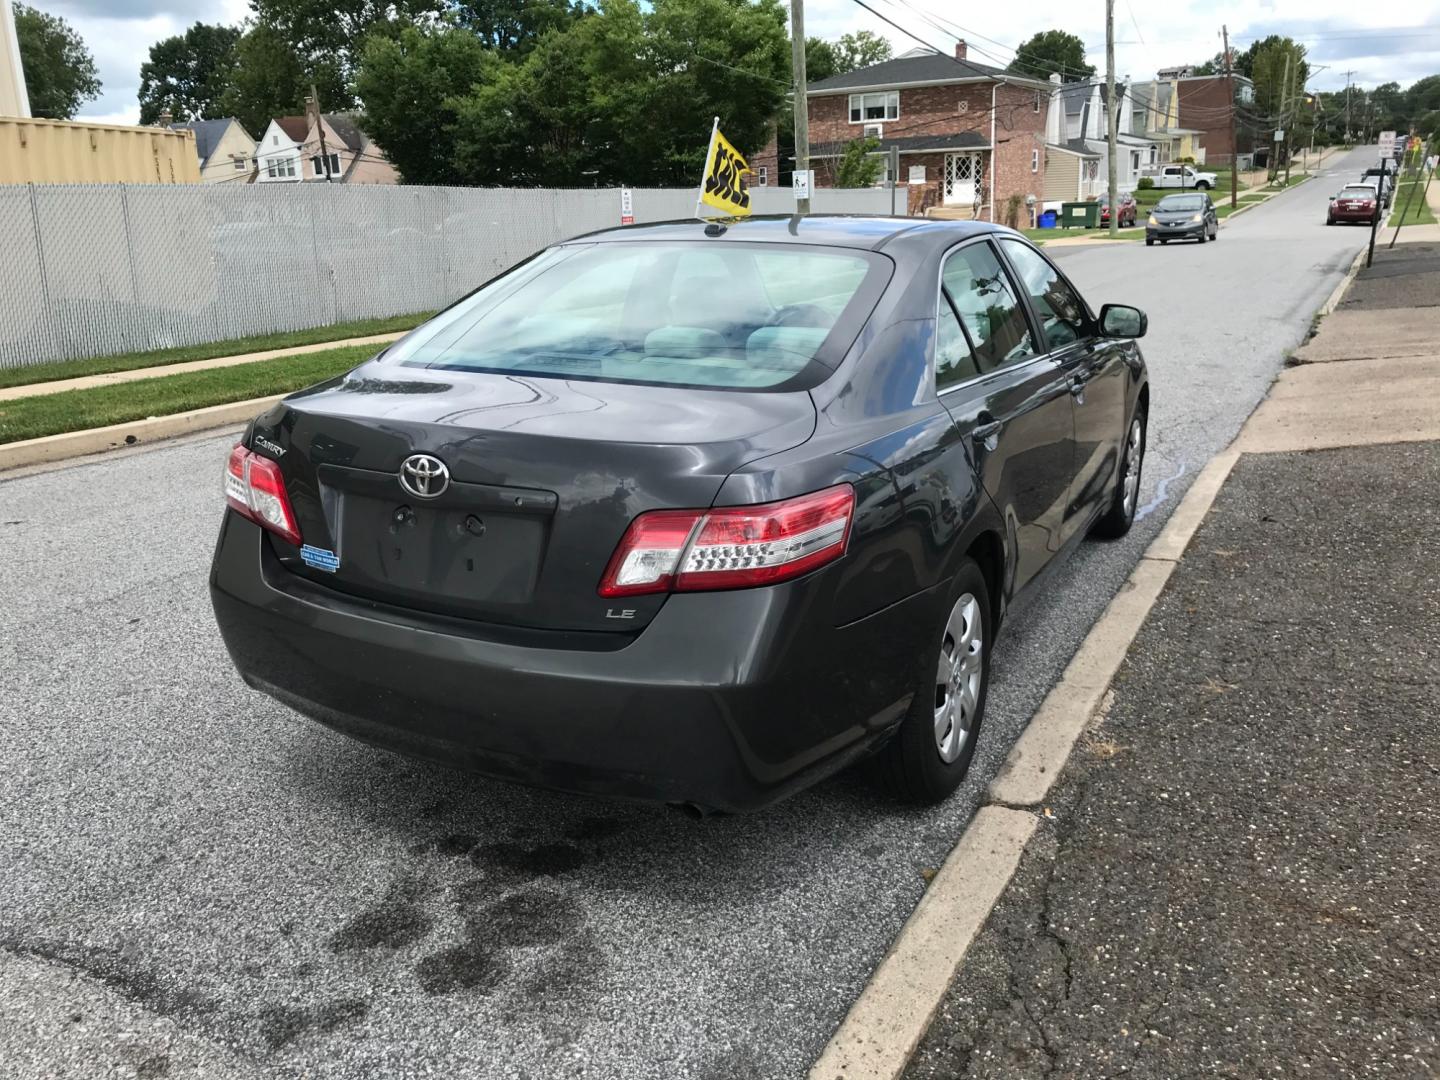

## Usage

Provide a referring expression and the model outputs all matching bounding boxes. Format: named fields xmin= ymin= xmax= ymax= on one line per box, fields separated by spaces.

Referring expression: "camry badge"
xmin=399 ymin=454 xmax=450 ymax=499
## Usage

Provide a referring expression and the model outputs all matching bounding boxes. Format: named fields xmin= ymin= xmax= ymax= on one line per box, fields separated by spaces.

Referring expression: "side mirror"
xmin=1100 ymin=303 xmax=1147 ymax=339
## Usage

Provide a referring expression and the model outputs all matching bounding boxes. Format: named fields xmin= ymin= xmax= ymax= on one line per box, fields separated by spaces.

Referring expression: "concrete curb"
xmin=0 ymin=394 xmax=281 ymax=472
xmin=808 ymin=807 xmax=1037 ymax=1080
xmin=1319 ymin=247 xmax=1369 ymax=318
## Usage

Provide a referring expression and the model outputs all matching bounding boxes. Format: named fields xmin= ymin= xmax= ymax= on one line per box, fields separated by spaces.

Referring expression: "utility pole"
xmin=307 ymin=83 xmax=332 ymax=183
xmin=1223 ymin=25 xmax=1237 ymax=208
xmin=1271 ymin=50 xmax=1291 ymax=183
xmin=1344 ymin=71 xmax=1353 ymax=143
xmin=1283 ymin=51 xmax=1294 ymax=188
xmin=789 ymin=0 xmax=810 ymax=215
xmin=1106 ymin=0 xmax=1118 ymax=238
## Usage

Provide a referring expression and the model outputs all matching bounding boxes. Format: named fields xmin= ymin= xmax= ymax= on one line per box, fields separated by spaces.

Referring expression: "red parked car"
xmin=1097 ymin=192 xmax=1138 ymax=227
xmin=1327 ymin=184 xmax=1380 ymax=225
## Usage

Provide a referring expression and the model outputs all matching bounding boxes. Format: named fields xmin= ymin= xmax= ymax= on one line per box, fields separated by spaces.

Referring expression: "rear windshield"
xmin=1157 ymin=195 xmax=1205 ymax=211
xmin=384 ymin=242 xmax=885 ymax=391
xmin=1341 ymin=186 xmax=1376 ymax=197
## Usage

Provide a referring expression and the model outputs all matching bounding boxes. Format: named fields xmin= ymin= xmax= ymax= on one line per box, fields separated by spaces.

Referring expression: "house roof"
xmin=1056 ymin=82 xmax=1093 ymax=117
xmin=807 ymin=49 xmax=1045 ymax=94
xmin=1047 ymin=137 xmax=1101 ymax=159
xmin=811 ymin=131 xmax=991 ymax=157
xmin=168 ymin=118 xmax=240 ymax=166
xmin=274 ymin=116 xmax=309 ymax=143
xmin=321 ymin=113 xmax=369 ymax=153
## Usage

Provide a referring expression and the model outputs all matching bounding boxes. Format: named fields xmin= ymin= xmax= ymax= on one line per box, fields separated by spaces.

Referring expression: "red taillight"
xmin=598 ymin=485 xmax=854 ymax=597
xmin=222 ymin=442 xmax=302 ymax=546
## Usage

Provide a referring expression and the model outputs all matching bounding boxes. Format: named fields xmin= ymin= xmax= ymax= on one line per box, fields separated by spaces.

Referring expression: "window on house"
xmin=312 ymin=153 xmax=343 ymax=177
xmin=232 ymin=156 xmax=246 ymax=170
xmin=757 ymin=166 xmax=768 ymax=186
xmin=1031 ymin=149 xmax=1040 ymax=173
xmin=849 ymin=91 xmax=899 ymax=123
xmin=1034 ymin=92 xmax=1043 ymax=113
xmin=272 ymin=135 xmax=278 ymax=146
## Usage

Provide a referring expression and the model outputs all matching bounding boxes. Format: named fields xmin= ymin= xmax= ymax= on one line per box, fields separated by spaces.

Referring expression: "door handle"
xmin=1069 ymin=377 xmax=1088 ymax=397
xmin=972 ymin=418 xmax=1003 ymax=448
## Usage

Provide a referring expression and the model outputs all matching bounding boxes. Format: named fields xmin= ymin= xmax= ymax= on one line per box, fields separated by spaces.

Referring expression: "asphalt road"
xmin=0 ymin=147 xmax=1380 ymax=1080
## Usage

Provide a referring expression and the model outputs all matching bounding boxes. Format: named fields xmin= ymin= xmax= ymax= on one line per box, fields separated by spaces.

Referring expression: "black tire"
xmin=1196 ymin=181 xmax=1211 ymax=190
xmin=880 ymin=559 xmax=992 ymax=804
xmin=1146 ymin=237 xmax=1154 ymax=246
xmin=1198 ymin=229 xmax=1207 ymax=243
xmin=1093 ymin=407 xmax=1146 ymax=539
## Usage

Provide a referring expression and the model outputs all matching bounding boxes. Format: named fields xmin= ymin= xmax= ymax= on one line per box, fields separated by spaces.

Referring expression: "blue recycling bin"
xmin=1039 ymin=210 xmax=1058 ymax=229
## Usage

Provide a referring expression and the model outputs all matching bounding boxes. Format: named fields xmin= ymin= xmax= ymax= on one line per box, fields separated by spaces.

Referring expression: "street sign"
xmin=620 ymin=187 xmax=633 ymax=226
xmin=908 ymin=164 xmax=926 ymax=185
xmin=1378 ymin=131 xmax=1396 ymax=158
xmin=1273 ymin=129 xmax=1284 ymax=142
xmin=792 ymin=169 xmax=813 ymax=200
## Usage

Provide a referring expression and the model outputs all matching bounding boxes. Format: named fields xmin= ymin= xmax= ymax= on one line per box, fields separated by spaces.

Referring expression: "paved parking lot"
xmin=0 ymin=148 xmax=1378 ymax=1080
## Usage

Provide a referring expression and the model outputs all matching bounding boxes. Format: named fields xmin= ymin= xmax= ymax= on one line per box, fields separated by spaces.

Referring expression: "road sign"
xmin=1273 ymin=129 xmax=1284 ymax=142
xmin=620 ymin=187 xmax=633 ymax=226
xmin=793 ymin=169 xmax=813 ymax=200
xmin=1378 ymin=131 xmax=1397 ymax=158
xmin=908 ymin=164 xmax=926 ymax=185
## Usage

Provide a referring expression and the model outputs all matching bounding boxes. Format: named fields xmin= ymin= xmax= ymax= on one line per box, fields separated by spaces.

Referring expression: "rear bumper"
xmin=209 ymin=514 xmax=932 ymax=812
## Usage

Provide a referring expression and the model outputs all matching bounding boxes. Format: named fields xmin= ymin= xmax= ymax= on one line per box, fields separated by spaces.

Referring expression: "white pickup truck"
xmin=1147 ymin=164 xmax=1218 ymax=190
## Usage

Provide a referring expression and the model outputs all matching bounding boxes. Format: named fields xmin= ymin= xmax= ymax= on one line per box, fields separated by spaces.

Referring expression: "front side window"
xmin=385 ymin=243 xmax=883 ymax=391
xmin=940 ymin=242 xmax=1036 ymax=373
xmin=998 ymin=239 xmax=1093 ymax=350
xmin=849 ymin=91 xmax=899 ymax=123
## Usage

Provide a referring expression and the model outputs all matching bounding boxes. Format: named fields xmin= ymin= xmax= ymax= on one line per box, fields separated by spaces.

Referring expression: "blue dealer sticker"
xmin=300 ymin=545 xmax=340 ymax=573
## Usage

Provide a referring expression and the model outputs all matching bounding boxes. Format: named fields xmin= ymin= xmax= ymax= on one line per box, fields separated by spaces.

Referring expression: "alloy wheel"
xmin=934 ymin=592 xmax=983 ymax=763
xmin=1122 ymin=417 xmax=1144 ymax=517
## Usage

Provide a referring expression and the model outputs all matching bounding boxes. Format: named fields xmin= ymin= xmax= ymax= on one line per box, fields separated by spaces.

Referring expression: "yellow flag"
xmin=700 ymin=125 xmax=753 ymax=217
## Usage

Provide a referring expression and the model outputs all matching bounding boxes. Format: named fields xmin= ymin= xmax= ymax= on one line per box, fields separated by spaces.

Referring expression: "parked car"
xmin=1360 ymin=167 xmax=1394 ymax=208
xmin=1147 ymin=164 xmax=1218 ymax=190
xmin=210 ymin=217 xmax=1150 ymax=813
xmin=1328 ymin=184 xmax=1381 ymax=225
xmin=1097 ymin=191 xmax=1138 ymax=227
xmin=1145 ymin=193 xmax=1219 ymax=245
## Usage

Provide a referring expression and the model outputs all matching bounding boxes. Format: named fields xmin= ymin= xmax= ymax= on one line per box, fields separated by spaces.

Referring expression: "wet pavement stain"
xmin=328 ymin=900 xmax=434 ymax=952
xmin=564 ymin=817 xmax=628 ymax=843
xmin=258 ymin=996 xmax=369 ymax=1052
xmin=414 ymin=942 xmax=510 ymax=996
xmin=471 ymin=841 xmax=588 ymax=876
xmin=135 ymin=1054 xmax=170 ymax=1078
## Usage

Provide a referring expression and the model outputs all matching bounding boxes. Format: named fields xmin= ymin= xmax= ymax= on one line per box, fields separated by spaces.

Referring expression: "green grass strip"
xmin=0 ymin=344 xmax=379 ymax=445
xmin=0 ymin=311 xmax=432 ymax=392
xmin=1389 ymin=181 xmax=1437 ymax=226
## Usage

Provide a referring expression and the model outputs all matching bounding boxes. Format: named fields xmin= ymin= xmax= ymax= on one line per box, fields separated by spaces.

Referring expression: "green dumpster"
xmin=1060 ymin=201 xmax=1100 ymax=229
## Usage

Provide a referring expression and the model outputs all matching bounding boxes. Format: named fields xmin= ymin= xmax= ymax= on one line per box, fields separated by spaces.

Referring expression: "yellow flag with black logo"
xmin=699 ymin=121 xmax=752 ymax=217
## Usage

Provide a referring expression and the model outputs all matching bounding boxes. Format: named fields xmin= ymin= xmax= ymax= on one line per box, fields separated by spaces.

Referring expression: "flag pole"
xmin=696 ymin=116 xmax=719 ymax=220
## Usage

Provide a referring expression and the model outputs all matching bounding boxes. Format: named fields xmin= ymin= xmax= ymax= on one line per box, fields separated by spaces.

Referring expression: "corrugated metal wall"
xmin=0 ymin=183 xmax=893 ymax=370
xmin=0 ymin=118 xmax=201 ymax=185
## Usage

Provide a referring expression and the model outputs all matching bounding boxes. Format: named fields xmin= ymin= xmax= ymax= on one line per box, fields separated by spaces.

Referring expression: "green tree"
xmin=805 ymin=37 xmax=837 ymax=83
xmin=1007 ymin=29 xmax=1093 ymax=82
xmin=357 ymin=23 xmax=495 ymax=184
xmin=246 ymin=0 xmax=445 ymax=87
xmin=834 ymin=135 xmax=882 ymax=186
xmin=137 ymin=22 xmax=242 ymax=124
xmin=454 ymin=0 xmax=583 ymax=52
xmin=832 ymin=30 xmax=890 ymax=74
xmin=12 ymin=2 xmax=100 ymax=119
xmin=218 ymin=23 xmax=348 ymax=135
xmin=1249 ymin=37 xmax=1307 ymax=122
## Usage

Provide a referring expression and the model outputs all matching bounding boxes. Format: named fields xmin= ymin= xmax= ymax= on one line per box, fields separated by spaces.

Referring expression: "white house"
xmin=1042 ymin=75 xmax=1155 ymax=207
xmin=254 ymin=117 xmax=308 ymax=183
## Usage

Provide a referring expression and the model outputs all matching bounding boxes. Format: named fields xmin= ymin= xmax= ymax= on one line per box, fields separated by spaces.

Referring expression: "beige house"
xmin=168 ymin=118 xmax=256 ymax=183
xmin=1129 ymin=80 xmax=1205 ymax=163
xmin=257 ymin=112 xmax=397 ymax=184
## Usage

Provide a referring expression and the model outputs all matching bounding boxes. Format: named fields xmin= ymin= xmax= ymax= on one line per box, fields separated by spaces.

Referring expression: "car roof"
xmin=567 ymin=214 xmax=1009 ymax=252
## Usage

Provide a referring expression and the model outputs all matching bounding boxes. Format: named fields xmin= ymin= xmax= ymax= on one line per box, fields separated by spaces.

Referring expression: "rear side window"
xmin=941 ymin=242 xmax=1036 ymax=373
xmin=935 ymin=302 xmax=981 ymax=390
xmin=384 ymin=242 xmax=882 ymax=391
xmin=999 ymin=239 xmax=1094 ymax=350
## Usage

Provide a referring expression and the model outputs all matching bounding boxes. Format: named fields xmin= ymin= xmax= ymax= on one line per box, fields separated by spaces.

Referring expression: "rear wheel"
xmin=880 ymin=561 xmax=991 ymax=804
xmin=1093 ymin=409 xmax=1146 ymax=539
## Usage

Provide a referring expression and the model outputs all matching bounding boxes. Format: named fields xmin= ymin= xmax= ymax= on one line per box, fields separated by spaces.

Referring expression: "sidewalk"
xmin=900 ymin=230 xmax=1440 ymax=1077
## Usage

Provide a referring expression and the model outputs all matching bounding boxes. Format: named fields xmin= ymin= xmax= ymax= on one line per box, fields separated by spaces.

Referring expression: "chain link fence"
xmin=0 ymin=183 xmax=893 ymax=370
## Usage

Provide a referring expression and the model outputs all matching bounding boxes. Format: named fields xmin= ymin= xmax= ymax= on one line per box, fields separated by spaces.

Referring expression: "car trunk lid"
xmin=250 ymin=362 xmax=817 ymax=633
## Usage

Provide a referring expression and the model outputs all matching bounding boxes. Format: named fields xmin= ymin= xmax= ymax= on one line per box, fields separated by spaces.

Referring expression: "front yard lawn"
xmin=1388 ymin=180 xmax=1437 ymax=226
xmin=0 ymin=345 xmax=376 ymax=444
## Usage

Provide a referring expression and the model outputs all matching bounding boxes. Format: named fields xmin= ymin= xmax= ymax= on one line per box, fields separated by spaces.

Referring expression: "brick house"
xmin=1173 ymin=72 xmax=1255 ymax=165
xmin=756 ymin=44 xmax=1051 ymax=224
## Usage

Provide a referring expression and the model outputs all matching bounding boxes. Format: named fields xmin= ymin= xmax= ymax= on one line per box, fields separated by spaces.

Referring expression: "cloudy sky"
xmin=48 ymin=0 xmax=1440 ymax=126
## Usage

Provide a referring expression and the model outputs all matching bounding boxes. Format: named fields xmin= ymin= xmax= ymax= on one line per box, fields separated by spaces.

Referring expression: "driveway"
xmin=0 ymin=147 xmax=1381 ymax=1080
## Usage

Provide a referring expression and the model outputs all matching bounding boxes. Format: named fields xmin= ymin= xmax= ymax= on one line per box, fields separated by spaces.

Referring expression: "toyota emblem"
xmin=399 ymin=454 xmax=450 ymax=499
